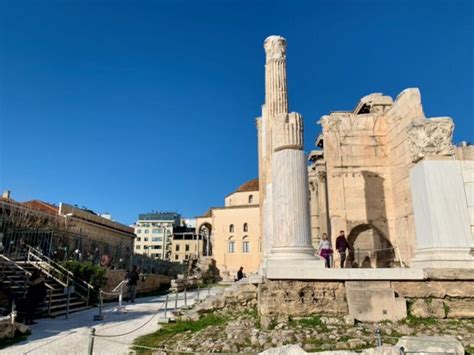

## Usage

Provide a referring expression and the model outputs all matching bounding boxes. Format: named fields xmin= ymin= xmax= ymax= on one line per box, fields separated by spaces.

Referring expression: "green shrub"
xmin=61 ymin=261 xmax=107 ymax=303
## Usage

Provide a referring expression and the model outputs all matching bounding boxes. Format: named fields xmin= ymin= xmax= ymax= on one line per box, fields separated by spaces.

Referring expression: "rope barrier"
xmin=94 ymin=303 xmax=164 ymax=338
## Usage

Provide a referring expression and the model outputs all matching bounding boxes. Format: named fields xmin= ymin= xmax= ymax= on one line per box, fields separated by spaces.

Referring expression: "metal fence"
xmin=0 ymin=225 xmax=185 ymax=276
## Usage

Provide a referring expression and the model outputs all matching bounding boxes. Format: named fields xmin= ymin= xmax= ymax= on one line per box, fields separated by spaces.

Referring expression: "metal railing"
xmin=0 ymin=254 xmax=55 ymax=315
xmin=27 ymin=245 xmax=94 ymax=305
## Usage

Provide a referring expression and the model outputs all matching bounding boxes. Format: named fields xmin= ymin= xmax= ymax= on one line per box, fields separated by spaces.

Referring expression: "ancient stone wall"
xmin=313 ymin=89 xmax=458 ymax=267
xmin=103 ymin=269 xmax=171 ymax=294
xmin=257 ymin=276 xmax=474 ymax=321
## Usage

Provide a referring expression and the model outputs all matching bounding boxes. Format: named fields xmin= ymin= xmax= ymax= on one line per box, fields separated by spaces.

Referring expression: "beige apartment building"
xmin=196 ymin=179 xmax=261 ymax=279
xmin=133 ymin=212 xmax=180 ymax=260
xmin=171 ymin=227 xmax=203 ymax=263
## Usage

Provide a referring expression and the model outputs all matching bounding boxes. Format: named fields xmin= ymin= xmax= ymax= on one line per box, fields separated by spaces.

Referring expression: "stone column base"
xmin=410 ymin=247 xmax=474 ymax=269
xmin=266 ymin=258 xmax=326 ymax=279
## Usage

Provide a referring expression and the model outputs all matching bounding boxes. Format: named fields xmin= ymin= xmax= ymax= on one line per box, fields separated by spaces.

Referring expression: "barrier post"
xmin=65 ymin=282 xmax=71 ymax=320
xmin=93 ymin=291 xmax=104 ymax=321
xmin=174 ymin=291 xmax=178 ymax=310
xmin=375 ymin=324 xmax=382 ymax=347
xmin=164 ymin=294 xmax=168 ymax=318
xmin=10 ymin=301 xmax=16 ymax=338
xmin=88 ymin=328 xmax=95 ymax=355
xmin=184 ymin=285 xmax=187 ymax=307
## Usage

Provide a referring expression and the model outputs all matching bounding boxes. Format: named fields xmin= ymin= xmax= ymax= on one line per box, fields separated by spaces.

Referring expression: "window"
xmin=175 ymin=255 xmax=179 ymax=260
xmin=152 ymin=245 xmax=162 ymax=249
xmin=243 ymin=223 xmax=248 ymax=232
xmin=185 ymin=255 xmax=189 ymax=260
xmin=144 ymin=229 xmax=149 ymax=234
xmin=152 ymin=237 xmax=162 ymax=242
xmin=185 ymin=244 xmax=190 ymax=252
xmin=243 ymin=239 xmax=250 ymax=253
xmin=229 ymin=224 xmax=234 ymax=233
xmin=249 ymin=195 xmax=254 ymax=204
xmin=137 ymin=229 xmax=142 ymax=234
xmin=176 ymin=245 xmax=180 ymax=252
xmin=135 ymin=245 xmax=141 ymax=249
xmin=228 ymin=240 xmax=236 ymax=253
xmin=136 ymin=237 xmax=141 ymax=242
xmin=144 ymin=237 xmax=149 ymax=242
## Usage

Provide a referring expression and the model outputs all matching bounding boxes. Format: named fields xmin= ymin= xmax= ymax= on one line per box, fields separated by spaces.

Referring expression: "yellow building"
xmin=171 ymin=227 xmax=203 ymax=263
xmin=196 ymin=179 xmax=261 ymax=279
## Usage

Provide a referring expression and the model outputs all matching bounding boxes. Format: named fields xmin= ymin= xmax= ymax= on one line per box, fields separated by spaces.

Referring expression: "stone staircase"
xmin=0 ymin=249 xmax=94 ymax=318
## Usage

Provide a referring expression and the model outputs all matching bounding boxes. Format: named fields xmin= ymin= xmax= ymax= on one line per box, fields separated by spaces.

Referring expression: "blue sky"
xmin=1 ymin=0 xmax=472 ymax=225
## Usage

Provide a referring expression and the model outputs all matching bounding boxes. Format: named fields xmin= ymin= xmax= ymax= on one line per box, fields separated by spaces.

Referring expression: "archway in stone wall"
xmin=347 ymin=224 xmax=394 ymax=268
xmin=198 ymin=223 xmax=213 ymax=257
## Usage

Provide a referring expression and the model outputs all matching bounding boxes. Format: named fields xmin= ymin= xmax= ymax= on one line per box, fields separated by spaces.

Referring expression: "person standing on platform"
xmin=336 ymin=231 xmax=349 ymax=268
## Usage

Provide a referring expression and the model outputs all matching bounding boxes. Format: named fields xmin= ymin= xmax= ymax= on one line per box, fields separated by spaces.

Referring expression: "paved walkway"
xmin=4 ymin=288 xmax=220 ymax=355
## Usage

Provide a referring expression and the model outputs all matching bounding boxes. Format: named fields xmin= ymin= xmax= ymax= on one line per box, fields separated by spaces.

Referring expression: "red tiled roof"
xmin=22 ymin=200 xmax=59 ymax=216
xmin=235 ymin=178 xmax=259 ymax=193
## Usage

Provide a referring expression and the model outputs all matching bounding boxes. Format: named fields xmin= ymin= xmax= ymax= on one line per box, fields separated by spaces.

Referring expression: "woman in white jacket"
xmin=318 ymin=233 xmax=333 ymax=268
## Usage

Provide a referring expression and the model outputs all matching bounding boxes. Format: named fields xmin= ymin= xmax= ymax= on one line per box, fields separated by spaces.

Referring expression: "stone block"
xmin=410 ymin=160 xmax=474 ymax=268
xmin=409 ymin=299 xmax=445 ymax=318
xmin=395 ymin=336 xmax=464 ymax=355
xmin=258 ymin=280 xmax=348 ymax=317
xmin=392 ymin=281 xmax=474 ymax=298
xmin=444 ymin=298 xmax=474 ymax=318
xmin=345 ymin=281 xmax=407 ymax=322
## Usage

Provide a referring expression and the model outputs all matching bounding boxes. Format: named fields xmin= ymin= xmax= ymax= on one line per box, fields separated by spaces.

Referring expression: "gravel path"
xmin=4 ymin=288 xmax=219 ymax=355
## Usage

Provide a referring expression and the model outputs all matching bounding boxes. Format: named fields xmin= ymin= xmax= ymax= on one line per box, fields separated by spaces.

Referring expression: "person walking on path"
xmin=318 ymin=233 xmax=333 ymax=268
xmin=126 ymin=266 xmax=139 ymax=303
xmin=336 ymin=231 xmax=349 ymax=268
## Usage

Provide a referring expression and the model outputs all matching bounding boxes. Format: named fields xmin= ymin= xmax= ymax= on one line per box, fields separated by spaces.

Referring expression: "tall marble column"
xmin=263 ymin=36 xmax=324 ymax=277
xmin=259 ymin=35 xmax=289 ymax=269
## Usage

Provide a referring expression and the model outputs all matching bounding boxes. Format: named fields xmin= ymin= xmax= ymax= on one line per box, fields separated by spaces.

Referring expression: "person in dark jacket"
xmin=335 ymin=231 xmax=349 ymax=268
xmin=126 ymin=266 xmax=139 ymax=303
xmin=236 ymin=267 xmax=244 ymax=281
xmin=24 ymin=269 xmax=47 ymax=325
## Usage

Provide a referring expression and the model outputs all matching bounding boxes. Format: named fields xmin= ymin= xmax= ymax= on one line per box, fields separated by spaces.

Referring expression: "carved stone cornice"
xmin=408 ymin=118 xmax=455 ymax=163
xmin=316 ymin=171 xmax=327 ymax=182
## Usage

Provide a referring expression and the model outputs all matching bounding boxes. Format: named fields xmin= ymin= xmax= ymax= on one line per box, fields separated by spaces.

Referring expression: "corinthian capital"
xmin=264 ymin=35 xmax=287 ymax=62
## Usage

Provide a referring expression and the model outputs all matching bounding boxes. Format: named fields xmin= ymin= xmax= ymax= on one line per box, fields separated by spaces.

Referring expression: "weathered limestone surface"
xmin=258 ymin=280 xmax=348 ymax=317
xmin=0 ymin=318 xmax=29 ymax=340
xmin=310 ymin=88 xmax=466 ymax=268
xmin=410 ymin=299 xmax=446 ymax=318
xmin=392 ymin=281 xmax=474 ymax=298
xmin=345 ymin=281 xmax=406 ymax=322
xmin=444 ymin=298 xmax=474 ymax=319
xmin=396 ymin=336 xmax=464 ymax=355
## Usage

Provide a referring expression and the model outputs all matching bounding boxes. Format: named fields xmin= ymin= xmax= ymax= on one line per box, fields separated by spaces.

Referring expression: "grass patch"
xmin=404 ymin=315 xmax=438 ymax=326
xmin=0 ymin=332 xmax=30 ymax=350
xmin=338 ymin=335 xmax=350 ymax=342
xmin=242 ymin=307 xmax=260 ymax=329
xmin=289 ymin=315 xmax=328 ymax=331
xmin=132 ymin=313 xmax=227 ymax=353
xmin=443 ymin=303 xmax=450 ymax=317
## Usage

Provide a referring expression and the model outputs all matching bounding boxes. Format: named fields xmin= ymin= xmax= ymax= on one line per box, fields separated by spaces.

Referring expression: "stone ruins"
xmin=256 ymin=35 xmax=324 ymax=278
xmin=257 ymin=35 xmax=473 ymax=277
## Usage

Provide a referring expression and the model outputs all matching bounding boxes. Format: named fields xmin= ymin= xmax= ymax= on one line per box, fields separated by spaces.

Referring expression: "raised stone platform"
xmin=266 ymin=265 xmax=424 ymax=280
